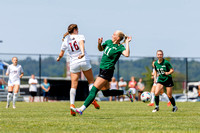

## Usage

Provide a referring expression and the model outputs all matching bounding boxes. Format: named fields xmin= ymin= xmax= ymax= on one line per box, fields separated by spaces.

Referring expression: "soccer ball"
xmin=141 ymin=91 xmax=151 ymax=103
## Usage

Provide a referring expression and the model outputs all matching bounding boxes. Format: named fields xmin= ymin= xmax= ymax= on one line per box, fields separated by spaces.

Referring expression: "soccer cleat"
xmin=148 ymin=103 xmax=154 ymax=106
xmin=70 ymin=107 xmax=83 ymax=115
xmin=127 ymin=90 xmax=133 ymax=102
xmin=92 ymin=100 xmax=100 ymax=109
xmin=172 ymin=106 xmax=178 ymax=112
xmin=152 ymin=107 xmax=159 ymax=112
xmin=6 ymin=104 xmax=9 ymax=109
xmin=70 ymin=104 xmax=76 ymax=116
xmin=13 ymin=105 xmax=16 ymax=109
xmin=167 ymin=101 xmax=171 ymax=107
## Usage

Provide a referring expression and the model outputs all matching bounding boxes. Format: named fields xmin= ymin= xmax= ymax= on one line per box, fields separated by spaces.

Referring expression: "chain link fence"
xmin=0 ymin=53 xmax=200 ymax=100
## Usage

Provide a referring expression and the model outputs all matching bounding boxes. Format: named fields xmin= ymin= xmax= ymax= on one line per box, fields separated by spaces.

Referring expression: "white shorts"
xmin=70 ymin=61 xmax=91 ymax=73
xmin=8 ymin=79 xmax=20 ymax=87
xmin=129 ymin=88 xmax=136 ymax=94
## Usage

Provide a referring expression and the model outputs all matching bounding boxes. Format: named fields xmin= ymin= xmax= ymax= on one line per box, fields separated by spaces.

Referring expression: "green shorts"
xmin=98 ymin=68 xmax=114 ymax=82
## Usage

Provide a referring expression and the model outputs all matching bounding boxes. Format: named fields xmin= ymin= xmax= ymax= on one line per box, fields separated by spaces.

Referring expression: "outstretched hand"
xmin=126 ymin=36 xmax=132 ymax=43
xmin=98 ymin=37 xmax=103 ymax=44
xmin=57 ymin=57 xmax=61 ymax=62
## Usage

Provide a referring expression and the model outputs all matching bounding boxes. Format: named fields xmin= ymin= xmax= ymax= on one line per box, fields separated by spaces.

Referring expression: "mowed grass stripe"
xmin=0 ymin=102 xmax=200 ymax=133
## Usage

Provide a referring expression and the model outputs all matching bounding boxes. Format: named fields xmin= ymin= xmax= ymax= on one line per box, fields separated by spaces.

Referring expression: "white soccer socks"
xmin=89 ymin=83 xmax=94 ymax=91
xmin=13 ymin=93 xmax=18 ymax=108
xmin=70 ymin=88 xmax=76 ymax=105
xmin=150 ymin=92 xmax=155 ymax=103
xmin=79 ymin=105 xmax=86 ymax=112
xmin=7 ymin=92 xmax=13 ymax=107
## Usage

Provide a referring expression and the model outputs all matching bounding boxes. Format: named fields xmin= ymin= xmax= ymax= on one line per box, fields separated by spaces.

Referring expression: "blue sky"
xmin=0 ymin=0 xmax=200 ymax=57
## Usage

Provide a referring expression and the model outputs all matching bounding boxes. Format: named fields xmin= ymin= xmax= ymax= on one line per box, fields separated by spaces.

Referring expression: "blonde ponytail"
xmin=122 ymin=35 xmax=128 ymax=44
xmin=116 ymin=30 xmax=127 ymax=44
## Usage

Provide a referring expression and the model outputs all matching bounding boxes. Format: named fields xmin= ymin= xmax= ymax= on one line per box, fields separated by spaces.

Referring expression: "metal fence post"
xmin=39 ymin=54 xmax=41 ymax=102
xmin=117 ymin=60 xmax=119 ymax=81
xmin=185 ymin=58 xmax=188 ymax=102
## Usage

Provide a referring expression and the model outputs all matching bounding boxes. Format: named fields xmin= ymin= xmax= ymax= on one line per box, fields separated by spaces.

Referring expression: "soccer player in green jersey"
xmin=71 ymin=30 xmax=132 ymax=115
xmin=152 ymin=50 xmax=178 ymax=112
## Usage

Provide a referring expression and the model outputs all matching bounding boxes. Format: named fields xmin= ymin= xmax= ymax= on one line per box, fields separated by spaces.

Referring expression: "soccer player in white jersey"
xmin=57 ymin=24 xmax=100 ymax=116
xmin=6 ymin=57 xmax=24 ymax=109
xmin=148 ymin=60 xmax=171 ymax=107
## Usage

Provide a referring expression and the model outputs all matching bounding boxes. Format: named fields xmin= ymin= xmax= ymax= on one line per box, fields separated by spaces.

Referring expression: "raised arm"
xmin=98 ymin=37 xmax=104 ymax=51
xmin=78 ymin=40 xmax=85 ymax=59
xmin=122 ymin=36 xmax=132 ymax=57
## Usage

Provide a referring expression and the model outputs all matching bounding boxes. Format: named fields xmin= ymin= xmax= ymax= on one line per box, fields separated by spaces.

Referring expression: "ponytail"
xmin=62 ymin=32 xmax=69 ymax=41
xmin=116 ymin=30 xmax=128 ymax=44
xmin=62 ymin=24 xmax=78 ymax=41
xmin=122 ymin=35 xmax=128 ymax=44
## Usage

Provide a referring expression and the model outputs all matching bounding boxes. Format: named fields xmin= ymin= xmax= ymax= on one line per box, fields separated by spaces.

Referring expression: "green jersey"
xmin=100 ymin=40 xmax=125 ymax=70
xmin=154 ymin=59 xmax=173 ymax=83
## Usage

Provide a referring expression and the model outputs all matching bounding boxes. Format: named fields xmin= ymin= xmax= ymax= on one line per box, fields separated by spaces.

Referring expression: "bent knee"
xmin=168 ymin=95 xmax=172 ymax=99
xmin=155 ymin=92 xmax=160 ymax=96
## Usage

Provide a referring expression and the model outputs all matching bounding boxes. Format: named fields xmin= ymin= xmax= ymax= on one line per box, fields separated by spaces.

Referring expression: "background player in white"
xmin=57 ymin=24 xmax=100 ymax=116
xmin=6 ymin=57 xmax=24 ymax=109
xmin=148 ymin=61 xmax=157 ymax=106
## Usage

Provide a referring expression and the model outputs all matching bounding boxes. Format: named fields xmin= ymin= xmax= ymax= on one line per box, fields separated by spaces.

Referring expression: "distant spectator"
xmin=118 ymin=77 xmax=127 ymax=101
xmin=137 ymin=78 xmax=145 ymax=101
xmin=109 ymin=77 xmax=118 ymax=101
xmin=28 ymin=74 xmax=38 ymax=102
xmin=41 ymin=78 xmax=50 ymax=102
xmin=128 ymin=76 xmax=137 ymax=101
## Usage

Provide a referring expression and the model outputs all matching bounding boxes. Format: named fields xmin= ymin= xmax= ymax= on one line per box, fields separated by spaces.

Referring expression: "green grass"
xmin=0 ymin=101 xmax=200 ymax=133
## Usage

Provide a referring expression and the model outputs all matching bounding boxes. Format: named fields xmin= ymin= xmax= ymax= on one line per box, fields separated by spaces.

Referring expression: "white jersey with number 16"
xmin=61 ymin=35 xmax=90 ymax=65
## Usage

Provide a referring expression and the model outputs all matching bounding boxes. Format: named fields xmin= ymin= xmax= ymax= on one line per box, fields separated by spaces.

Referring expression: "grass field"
xmin=1 ymin=101 xmax=200 ymax=133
